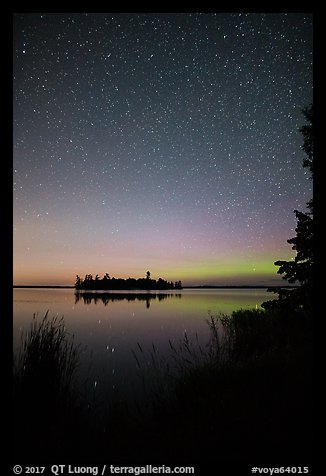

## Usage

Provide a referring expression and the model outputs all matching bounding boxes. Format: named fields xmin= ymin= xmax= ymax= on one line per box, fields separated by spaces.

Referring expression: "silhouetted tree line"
xmin=262 ymin=104 xmax=313 ymax=315
xmin=75 ymin=271 xmax=183 ymax=291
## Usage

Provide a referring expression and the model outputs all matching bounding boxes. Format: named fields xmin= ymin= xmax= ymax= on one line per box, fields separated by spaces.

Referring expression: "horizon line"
xmin=13 ymin=284 xmax=298 ymax=289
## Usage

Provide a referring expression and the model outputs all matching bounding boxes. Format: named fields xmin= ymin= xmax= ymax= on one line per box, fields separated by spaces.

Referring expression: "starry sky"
xmin=13 ymin=12 xmax=313 ymax=286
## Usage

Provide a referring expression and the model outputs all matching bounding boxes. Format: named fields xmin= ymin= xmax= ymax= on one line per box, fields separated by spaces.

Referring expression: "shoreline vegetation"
xmin=13 ymin=304 xmax=313 ymax=465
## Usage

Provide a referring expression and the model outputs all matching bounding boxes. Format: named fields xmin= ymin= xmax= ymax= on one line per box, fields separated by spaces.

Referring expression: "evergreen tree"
xmin=262 ymin=104 xmax=313 ymax=315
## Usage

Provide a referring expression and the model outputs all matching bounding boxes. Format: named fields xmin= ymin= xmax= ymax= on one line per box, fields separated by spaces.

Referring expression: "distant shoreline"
xmin=13 ymin=285 xmax=75 ymax=289
xmin=13 ymin=285 xmax=298 ymax=290
xmin=183 ymin=285 xmax=298 ymax=289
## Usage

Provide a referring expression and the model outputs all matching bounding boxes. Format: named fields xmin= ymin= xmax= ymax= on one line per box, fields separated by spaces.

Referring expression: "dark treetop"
xmin=75 ymin=272 xmax=183 ymax=290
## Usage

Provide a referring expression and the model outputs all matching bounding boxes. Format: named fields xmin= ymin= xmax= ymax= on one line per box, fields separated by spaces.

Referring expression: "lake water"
xmin=13 ymin=287 xmax=274 ymax=406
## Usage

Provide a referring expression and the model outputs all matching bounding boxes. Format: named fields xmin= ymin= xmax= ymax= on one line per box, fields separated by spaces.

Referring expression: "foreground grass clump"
xmin=14 ymin=312 xmax=79 ymax=399
xmin=216 ymin=307 xmax=312 ymax=362
xmin=13 ymin=312 xmax=90 ymax=458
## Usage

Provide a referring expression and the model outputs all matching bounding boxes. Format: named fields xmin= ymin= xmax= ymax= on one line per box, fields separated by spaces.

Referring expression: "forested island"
xmin=75 ymin=271 xmax=183 ymax=290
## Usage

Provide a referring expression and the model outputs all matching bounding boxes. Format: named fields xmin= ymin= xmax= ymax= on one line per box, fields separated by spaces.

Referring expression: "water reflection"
xmin=14 ymin=288 xmax=273 ymax=406
xmin=74 ymin=291 xmax=182 ymax=308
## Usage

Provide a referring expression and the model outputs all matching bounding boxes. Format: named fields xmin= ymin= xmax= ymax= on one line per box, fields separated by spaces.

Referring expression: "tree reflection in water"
xmin=74 ymin=291 xmax=182 ymax=308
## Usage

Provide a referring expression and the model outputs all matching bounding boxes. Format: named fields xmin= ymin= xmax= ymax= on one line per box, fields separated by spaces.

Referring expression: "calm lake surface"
xmin=13 ymin=287 xmax=274 ymax=405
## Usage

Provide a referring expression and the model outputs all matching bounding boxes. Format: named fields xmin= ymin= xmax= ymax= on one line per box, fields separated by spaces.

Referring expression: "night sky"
xmin=13 ymin=12 xmax=313 ymax=286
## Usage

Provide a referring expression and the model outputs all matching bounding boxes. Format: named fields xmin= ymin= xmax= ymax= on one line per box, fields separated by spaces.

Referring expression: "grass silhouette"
xmin=13 ymin=308 xmax=314 ymax=464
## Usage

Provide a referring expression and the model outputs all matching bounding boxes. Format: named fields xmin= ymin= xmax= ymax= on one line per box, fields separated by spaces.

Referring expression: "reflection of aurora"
xmin=74 ymin=291 xmax=182 ymax=308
